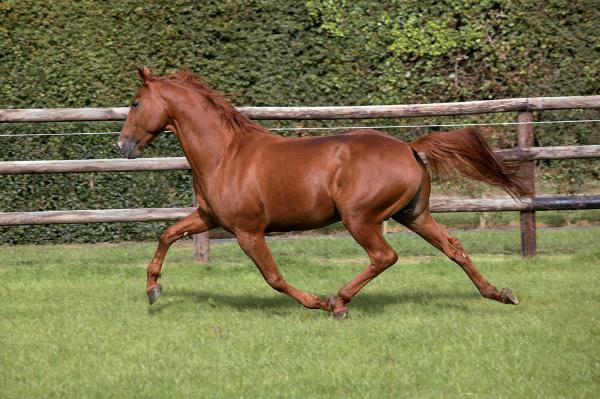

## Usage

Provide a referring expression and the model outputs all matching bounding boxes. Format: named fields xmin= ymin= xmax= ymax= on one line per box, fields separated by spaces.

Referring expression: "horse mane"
xmin=157 ymin=69 xmax=268 ymax=135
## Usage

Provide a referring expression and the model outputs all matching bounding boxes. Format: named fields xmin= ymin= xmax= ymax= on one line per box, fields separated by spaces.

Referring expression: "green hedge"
xmin=0 ymin=0 xmax=598 ymax=244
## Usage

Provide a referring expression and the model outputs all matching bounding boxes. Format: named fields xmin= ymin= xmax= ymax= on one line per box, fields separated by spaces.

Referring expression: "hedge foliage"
xmin=1 ymin=0 xmax=599 ymax=244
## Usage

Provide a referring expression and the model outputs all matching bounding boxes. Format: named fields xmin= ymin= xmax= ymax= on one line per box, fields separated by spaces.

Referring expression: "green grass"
xmin=1 ymin=227 xmax=599 ymax=398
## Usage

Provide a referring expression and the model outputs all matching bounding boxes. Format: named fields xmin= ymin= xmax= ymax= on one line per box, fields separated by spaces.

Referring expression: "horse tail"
xmin=408 ymin=127 xmax=528 ymax=199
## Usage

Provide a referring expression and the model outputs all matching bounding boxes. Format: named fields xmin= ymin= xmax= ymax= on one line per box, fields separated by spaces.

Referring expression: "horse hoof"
xmin=148 ymin=284 xmax=162 ymax=305
xmin=327 ymin=295 xmax=338 ymax=310
xmin=501 ymin=288 xmax=518 ymax=305
xmin=332 ymin=309 xmax=348 ymax=320
xmin=327 ymin=296 xmax=348 ymax=320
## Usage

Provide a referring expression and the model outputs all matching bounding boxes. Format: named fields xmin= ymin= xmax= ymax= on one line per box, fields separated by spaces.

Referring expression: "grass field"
xmin=1 ymin=227 xmax=599 ymax=398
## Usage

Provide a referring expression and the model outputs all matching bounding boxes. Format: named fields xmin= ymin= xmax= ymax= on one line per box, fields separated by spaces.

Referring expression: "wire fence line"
xmin=1 ymin=119 xmax=599 ymax=138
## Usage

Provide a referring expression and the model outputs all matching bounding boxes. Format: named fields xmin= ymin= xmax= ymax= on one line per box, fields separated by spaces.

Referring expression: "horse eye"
xmin=131 ymin=101 xmax=140 ymax=109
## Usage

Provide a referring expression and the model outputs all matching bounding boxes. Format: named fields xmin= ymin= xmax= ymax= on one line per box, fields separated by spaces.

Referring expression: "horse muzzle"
xmin=117 ymin=137 xmax=141 ymax=159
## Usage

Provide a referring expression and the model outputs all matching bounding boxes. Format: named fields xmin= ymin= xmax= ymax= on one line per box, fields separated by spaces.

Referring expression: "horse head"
xmin=117 ymin=67 xmax=171 ymax=159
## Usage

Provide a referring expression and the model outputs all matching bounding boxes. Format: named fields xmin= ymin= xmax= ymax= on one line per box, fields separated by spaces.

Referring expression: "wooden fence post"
xmin=191 ymin=193 xmax=210 ymax=263
xmin=518 ymin=111 xmax=536 ymax=257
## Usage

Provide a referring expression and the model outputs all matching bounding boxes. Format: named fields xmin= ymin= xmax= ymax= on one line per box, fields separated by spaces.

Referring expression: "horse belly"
xmin=266 ymin=216 xmax=338 ymax=233
xmin=263 ymin=173 xmax=338 ymax=232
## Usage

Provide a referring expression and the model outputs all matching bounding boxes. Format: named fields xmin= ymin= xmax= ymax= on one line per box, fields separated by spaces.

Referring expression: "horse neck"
xmin=163 ymin=86 xmax=243 ymax=178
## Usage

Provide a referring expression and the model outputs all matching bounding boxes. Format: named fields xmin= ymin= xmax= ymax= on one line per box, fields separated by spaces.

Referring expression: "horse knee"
xmin=372 ymin=249 xmax=398 ymax=269
xmin=159 ymin=230 xmax=173 ymax=246
xmin=159 ymin=225 xmax=181 ymax=246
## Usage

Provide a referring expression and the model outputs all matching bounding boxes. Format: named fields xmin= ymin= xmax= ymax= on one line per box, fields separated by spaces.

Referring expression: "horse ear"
xmin=136 ymin=66 xmax=153 ymax=85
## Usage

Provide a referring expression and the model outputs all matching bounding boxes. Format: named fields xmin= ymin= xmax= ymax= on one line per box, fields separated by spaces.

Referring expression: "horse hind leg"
xmin=331 ymin=220 xmax=399 ymax=319
xmin=394 ymin=210 xmax=518 ymax=305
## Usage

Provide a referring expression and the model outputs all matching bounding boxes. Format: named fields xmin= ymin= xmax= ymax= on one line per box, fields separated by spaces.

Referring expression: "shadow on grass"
xmin=148 ymin=288 xmax=476 ymax=316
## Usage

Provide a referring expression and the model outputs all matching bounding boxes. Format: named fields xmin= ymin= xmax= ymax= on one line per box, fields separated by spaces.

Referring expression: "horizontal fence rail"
xmin=0 ymin=157 xmax=191 ymax=175
xmin=2 ymin=96 xmax=600 ymax=122
xmin=1 ymin=145 xmax=599 ymax=175
xmin=0 ymin=207 xmax=197 ymax=225
xmin=429 ymin=195 xmax=600 ymax=212
xmin=1 ymin=195 xmax=599 ymax=226
xmin=497 ymin=145 xmax=600 ymax=161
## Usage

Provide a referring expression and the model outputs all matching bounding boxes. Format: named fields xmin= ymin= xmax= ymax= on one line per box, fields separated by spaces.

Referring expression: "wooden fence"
xmin=1 ymin=95 xmax=600 ymax=260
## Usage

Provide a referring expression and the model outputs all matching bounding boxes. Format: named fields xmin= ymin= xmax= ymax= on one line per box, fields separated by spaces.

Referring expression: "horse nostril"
xmin=117 ymin=138 xmax=139 ymax=158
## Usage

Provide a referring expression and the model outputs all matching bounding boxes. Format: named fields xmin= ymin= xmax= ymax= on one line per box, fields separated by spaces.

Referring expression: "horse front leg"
xmin=236 ymin=230 xmax=329 ymax=310
xmin=146 ymin=208 xmax=216 ymax=304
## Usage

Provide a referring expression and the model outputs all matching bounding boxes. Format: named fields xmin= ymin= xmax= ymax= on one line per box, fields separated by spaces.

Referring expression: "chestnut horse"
xmin=118 ymin=67 xmax=526 ymax=319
